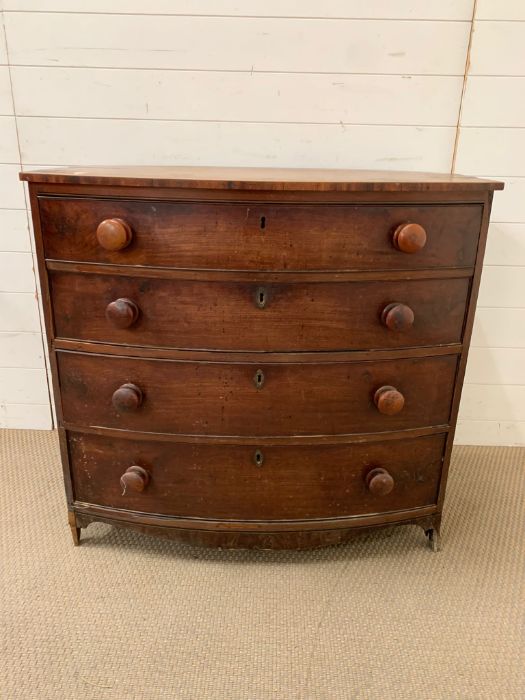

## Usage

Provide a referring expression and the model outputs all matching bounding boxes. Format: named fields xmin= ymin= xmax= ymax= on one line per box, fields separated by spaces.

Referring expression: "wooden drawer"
xmin=39 ymin=197 xmax=482 ymax=271
xmin=50 ymin=272 xmax=469 ymax=352
xmin=57 ymin=351 xmax=458 ymax=437
xmin=69 ymin=431 xmax=446 ymax=521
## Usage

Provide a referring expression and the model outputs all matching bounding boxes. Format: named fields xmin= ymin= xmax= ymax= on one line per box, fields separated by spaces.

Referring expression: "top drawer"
xmin=38 ymin=198 xmax=482 ymax=272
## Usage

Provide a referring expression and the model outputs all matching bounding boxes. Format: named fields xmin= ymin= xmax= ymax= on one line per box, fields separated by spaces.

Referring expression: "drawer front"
xmin=50 ymin=272 xmax=469 ymax=351
xmin=58 ymin=351 xmax=458 ymax=436
xmin=69 ymin=432 xmax=446 ymax=521
xmin=39 ymin=197 xmax=482 ymax=271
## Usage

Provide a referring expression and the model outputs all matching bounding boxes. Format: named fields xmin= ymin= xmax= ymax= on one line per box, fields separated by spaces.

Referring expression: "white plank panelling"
xmin=10 ymin=67 xmax=463 ymax=126
xmin=455 ymin=128 xmax=525 ymax=176
xmin=4 ymin=14 xmax=471 ymax=74
xmin=462 ymin=77 xmax=525 ymax=127
xmin=0 ymin=251 xmax=35 ymax=292
xmin=484 ymin=223 xmax=525 ymax=266
xmin=0 ymin=66 xmax=13 ymax=114
xmin=459 ymin=384 xmax=525 ymax=421
xmin=455 ymin=420 xmax=525 ymax=446
xmin=0 ymin=14 xmax=7 ymax=65
xmin=489 ymin=177 xmax=525 ymax=223
xmin=0 ymin=164 xmax=26 ymax=208
xmin=476 ymin=1 xmax=525 ymax=21
xmin=0 ymin=208 xmax=30 ymax=251
xmin=0 ymin=331 xmax=44 ymax=367
xmin=465 ymin=347 xmax=525 ymax=385
xmin=0 ymin=403 xmax=52 ymax=430
xmin=17 ymin=118 xmax=456 ymax=170
xmin=1 ymin=1 xmax=476 ymax=21
xmin=0 ymin=367 xmax=49 ymax=403
xmin=477 ymin=266 xmax=525 ymax=308
xmin=0 ymin=116 xmax=20 ymax=162
xmin=469 ymin=21 xmax=525 ymax=76
xmin=471 ymin=308 xmax=525 ymax=348
xmin=0 ymin=292 xmax=40 ymax=332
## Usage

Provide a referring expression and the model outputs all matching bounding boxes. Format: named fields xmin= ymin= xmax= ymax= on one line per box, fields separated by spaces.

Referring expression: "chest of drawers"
xmin=21 ymin=166 xmax=503 ymax=551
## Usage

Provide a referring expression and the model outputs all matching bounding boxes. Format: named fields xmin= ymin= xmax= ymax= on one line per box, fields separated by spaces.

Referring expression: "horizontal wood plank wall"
xmin=454 ymin=0 xmax=525 ymax=444
xmin=0 ymin=8 xmax=51 ymax=430
xmin=2 ymin=1 xmax=524 ymax=444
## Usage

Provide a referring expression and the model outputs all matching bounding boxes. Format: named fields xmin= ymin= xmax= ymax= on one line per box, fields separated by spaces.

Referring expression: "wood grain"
xmin=49 ymin=272 xmax=470 ymax=352
xmin=56 ymin=350 xmax=458 ymax=437
xmin=38 ymin=197 xmax=483 ymax=270
xmin=68 ymin=431 xmax=446 ymax=521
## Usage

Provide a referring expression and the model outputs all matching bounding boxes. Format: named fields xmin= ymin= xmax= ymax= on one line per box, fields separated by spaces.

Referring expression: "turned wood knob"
xmin=393 ymin=222 xmax=427 ymax=253
xmin=381 ymin=302 xmax=415 ymax=332
xmin=366 ymin=468 xmax=394 ymax=496
xmin=112 ymin=383 xmax=143 ymax=412
xmin=120 ymin=465 xmax=150 ymax=494
xmin=105 ymin=298 xmax=139 ymax=329
xmin=96 ymin=218 xmax=133 ymax=251
xmin=374 ymin=385 xmax=405 ymax=415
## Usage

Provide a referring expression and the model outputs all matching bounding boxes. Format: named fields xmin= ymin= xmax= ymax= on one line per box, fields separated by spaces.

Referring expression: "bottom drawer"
xmin=69 ymin=432 xmax=446 ymax=521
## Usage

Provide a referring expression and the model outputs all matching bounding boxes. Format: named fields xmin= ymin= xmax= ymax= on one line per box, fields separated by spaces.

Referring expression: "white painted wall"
xmin=0 ymin=1 xmax=523 ymax=444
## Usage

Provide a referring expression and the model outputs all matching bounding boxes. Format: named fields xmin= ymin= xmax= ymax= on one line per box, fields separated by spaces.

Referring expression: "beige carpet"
xmin=0 ymin=431 xmax=524 ymax=700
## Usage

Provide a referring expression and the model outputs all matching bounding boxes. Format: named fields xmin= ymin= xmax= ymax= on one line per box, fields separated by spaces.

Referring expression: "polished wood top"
xmin=20 ymin=166 xmax=504 ymax=192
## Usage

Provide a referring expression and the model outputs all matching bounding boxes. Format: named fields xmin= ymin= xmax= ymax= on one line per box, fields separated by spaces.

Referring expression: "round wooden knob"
xmin=96 ymin=218 xmax=133 ymax=251
xmin=105 ymin=298 xmax=139 ymax=329
xmin=120 ymin=465 xmax=150 ymax=494
xmin=112 ymin=383 xmax=143 ymax=412
xmin=365 ymin=468 xmax=394 ymax=496
xmin=374 ymin=385 xmax=405 ymax=415
xmin=393 ymin=223 xmax=427 ymax=253
xmin=381 ymin=302 xmax=414 ymax=332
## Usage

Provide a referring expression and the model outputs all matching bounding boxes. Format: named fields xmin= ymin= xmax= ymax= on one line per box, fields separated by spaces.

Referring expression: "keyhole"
xmin=255 ymin=286 xmax=267 ymax=309
xmin=254 ymin=369 xmax=265 ymax=390
xmin=253 ymin=450 xmax=264 ymax=467
xmin=260 ymin=216 xmax=266 ymax=230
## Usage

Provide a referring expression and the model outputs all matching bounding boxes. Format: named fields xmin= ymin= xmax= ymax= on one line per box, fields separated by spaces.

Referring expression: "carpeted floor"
xmin=0 ymin=430 xmax=524 ymax=700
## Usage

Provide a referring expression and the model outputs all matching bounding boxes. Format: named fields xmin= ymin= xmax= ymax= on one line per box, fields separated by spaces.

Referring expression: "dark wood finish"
xmin=68 ymin=431 xmax=445 ymax=521
xmin=49 ymin=271 xmax=470 ymax=351
xmin=20 ymin=165 xmax=504 ymax=192
xmin=21 ymin=166 xmax=501 ymax=550
xmin=72 ymin=511 xmax=441 ymax=549
xmin=56 ymin=351 xmax=457 ymax=437
xmin=39 ymin=197 xmax=482 ymax=271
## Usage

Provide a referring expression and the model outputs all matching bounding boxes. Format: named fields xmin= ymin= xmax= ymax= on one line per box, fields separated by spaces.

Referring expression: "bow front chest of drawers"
xmin=21 ymin=167 xmax=503 ymax=550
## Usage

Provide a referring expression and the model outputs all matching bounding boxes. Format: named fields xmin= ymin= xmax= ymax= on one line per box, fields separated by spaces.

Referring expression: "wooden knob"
xmin=112 ymin=383 xmax=143 ymax=412
xmin=96 ymin=218 xmax=133 ymax=251
xmin=381 ymin=302 xmax=414 ymax=332
xmin=120 ymin=465 xmax=150 ymax=494
xmin=365 ymin=468 xmax=394 ymax=496
xmin=105 ymin=298 xmax=139 ymax=329
xmin=374 ymin=385 xmax=405 ymax=415
xmin=393 ymin=223 xmax=427 ymax=253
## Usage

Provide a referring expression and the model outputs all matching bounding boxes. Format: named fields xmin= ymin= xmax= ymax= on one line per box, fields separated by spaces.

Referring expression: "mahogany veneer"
xmin=21 ymin=166 xmax=503 ymax=551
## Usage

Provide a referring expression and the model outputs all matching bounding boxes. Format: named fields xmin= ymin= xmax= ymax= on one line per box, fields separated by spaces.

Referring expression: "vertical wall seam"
xmin=1 ymin=10 xmax=55 ymax=428
xmin=451 ymin=0 xmax=477 ymax=173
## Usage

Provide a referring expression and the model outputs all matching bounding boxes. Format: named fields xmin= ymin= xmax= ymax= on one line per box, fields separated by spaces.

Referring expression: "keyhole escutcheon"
xmin=255 ymin=286 xmax=267 ymax=309
xmin=253 ymin=450 xmax=264 ymax=467
xmin=254 ymin=369 xmax=265 ymax=390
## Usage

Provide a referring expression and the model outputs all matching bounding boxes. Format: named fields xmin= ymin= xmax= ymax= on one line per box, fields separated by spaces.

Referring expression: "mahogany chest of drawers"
xmin=21 ymin=166 xmax=503 ymax=550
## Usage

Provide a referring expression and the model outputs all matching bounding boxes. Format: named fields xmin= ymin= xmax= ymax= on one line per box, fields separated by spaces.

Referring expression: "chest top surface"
xmin=20 ymin=166 xmax=503 ymax=193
